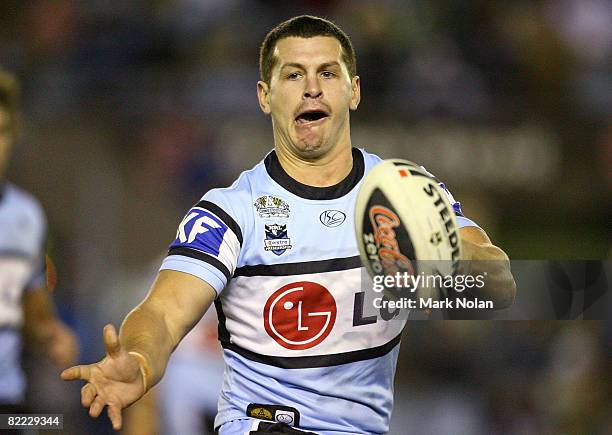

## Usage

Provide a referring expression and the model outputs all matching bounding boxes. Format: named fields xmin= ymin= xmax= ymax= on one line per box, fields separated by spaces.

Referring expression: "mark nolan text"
xmin=374 ymin=297 xmax=494 ymax=310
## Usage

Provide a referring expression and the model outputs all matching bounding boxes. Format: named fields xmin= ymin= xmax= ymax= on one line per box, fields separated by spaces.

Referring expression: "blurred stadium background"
xmin=1 ymin=1 xmax=610 ymax=434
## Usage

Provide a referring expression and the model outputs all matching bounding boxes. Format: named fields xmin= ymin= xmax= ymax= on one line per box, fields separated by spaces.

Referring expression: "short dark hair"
xmin=259 ymin=15 xmax=356 ymax=84
xmin=0 ymin=68 xmax=20 ymax=136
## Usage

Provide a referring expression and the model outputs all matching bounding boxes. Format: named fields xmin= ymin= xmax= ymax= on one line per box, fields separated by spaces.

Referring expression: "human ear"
xmin=350 ymin=76 xmax=360 ymax=110
xmin=257 ymin=81 xmax=271 ymax=115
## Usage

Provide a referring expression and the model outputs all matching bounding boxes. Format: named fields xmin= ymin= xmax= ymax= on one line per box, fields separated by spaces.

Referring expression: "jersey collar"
xmin=265 ymin=147 xmax=364 ymax=200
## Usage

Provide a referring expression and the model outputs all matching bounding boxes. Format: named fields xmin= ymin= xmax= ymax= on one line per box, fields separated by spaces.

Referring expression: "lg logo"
xmin=263 ymin=281 xmax=337 ymax=350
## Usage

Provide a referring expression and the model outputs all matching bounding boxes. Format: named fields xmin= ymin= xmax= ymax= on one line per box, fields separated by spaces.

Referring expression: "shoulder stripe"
xmin=167 ymin=247 xmax=231 ymax=281
xmin=222 ymin=334 xmax=402 ymax=369
xmin=196 ymin=200 xmax=243 ymax=246
xmin=234 ymin=255 xmax=362 ymax=277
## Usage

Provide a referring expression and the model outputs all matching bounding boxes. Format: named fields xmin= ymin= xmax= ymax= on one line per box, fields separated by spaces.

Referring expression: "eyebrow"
xmin=280 ymin=61 xmax=341 ymax=71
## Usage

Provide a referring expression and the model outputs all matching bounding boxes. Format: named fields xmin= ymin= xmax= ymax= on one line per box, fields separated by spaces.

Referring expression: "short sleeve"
xmin=160 ymin=196 xmax=243 ymax=296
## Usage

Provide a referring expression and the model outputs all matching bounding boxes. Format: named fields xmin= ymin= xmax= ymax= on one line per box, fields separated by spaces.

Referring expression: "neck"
xmin=276 ymin=144 xmax=353 ymax=187
xmin=275 ymin=129 xmax=354 ymax=187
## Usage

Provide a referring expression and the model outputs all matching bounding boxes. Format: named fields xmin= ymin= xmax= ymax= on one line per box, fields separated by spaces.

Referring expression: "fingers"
xmin=89 ymin=396 xmax=106 ymax=418
xmin=61 ymin=364 xmax=90 ymax=381
xmin=107 ymin=404 xmax=123 ymax=431
xmin=88 ymin=394 xmax=123 ymax=430
xmin=81 ymin=383 xmax=122 ymax=430
xmin=81 ymin=384 xmax=96 ymax=407
xmin=103 ymin=324 xmax=121 ymax=358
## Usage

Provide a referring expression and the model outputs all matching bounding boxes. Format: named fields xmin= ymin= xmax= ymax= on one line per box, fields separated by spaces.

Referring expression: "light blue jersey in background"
xmin=0 ymin=182 xmax=46 ymax=405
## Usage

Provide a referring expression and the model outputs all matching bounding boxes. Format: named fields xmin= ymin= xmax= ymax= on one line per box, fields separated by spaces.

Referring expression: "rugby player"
xmin=61 ymin=16 xmax=515 ymax=434
xmin=0 ymin=68 xmax=78 ymax=414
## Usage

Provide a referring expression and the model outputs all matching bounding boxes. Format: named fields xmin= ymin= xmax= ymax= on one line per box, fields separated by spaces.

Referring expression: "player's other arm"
xmin=61 ymin=269 xmax=216 ymax=430
xmin=459 ymin=226 xmax=516 ymax=308
xmin=23 ymin=287 xmax=79 ymax=368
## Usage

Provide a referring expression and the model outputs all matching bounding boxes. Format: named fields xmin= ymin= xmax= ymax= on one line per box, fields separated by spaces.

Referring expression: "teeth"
xmin=297 ymin=117 xmax=322 ymax=124
xmin=296 ymin=112 xmax=327 ymax=124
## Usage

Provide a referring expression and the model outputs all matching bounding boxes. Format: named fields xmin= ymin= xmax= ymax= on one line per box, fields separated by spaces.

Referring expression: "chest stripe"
xmin=223 ymin=333 xmax=402 ymax=369
xmin=234 ymin=255 xmax=362 ymax=277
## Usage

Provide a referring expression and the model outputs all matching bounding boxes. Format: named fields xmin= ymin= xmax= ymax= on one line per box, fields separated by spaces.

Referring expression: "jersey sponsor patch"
xmin=246 ymin=404 xmax=301 ymax=427
xmin=263 ymin=281 xmax=337 ymax=350
xmin=264 ymin=224 xmax=292 ymax=256
xmin=172 ymin=207 xmax=229 ymax=256
xmin=254 ymin=195 xmax=291 ymax=218
xmin=319 ymin=210 xmax=346 ymax=227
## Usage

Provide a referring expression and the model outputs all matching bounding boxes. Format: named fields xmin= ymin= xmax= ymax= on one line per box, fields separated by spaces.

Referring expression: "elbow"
xmin=497 ymin=274 xmax=517 ymax=309
xmin=492 ymin=264 xmax=517 ymax=309
xmin=486 ymin=247 xmax=516 ymax=309
xmin=473 ymin=256 xmax=516 ymax=309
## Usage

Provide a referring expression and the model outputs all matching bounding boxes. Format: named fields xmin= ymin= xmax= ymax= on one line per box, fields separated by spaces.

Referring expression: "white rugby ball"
xmin=355 ymin=159 xmax=462 ymax=285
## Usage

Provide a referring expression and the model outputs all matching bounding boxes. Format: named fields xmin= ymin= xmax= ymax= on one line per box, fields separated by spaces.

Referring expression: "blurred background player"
xmin=0 ymin=67 xmax=78 ymax=413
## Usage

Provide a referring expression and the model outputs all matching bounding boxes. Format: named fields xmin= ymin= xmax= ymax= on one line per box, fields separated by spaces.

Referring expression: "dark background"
xmin=1 ymin=1 xmax=610 ymax=433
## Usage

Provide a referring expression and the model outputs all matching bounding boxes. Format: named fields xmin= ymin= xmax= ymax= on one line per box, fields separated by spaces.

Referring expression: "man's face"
xmin=0 ymin=107 xmax=13 ymax=178
xmin=257 ymin=36 xmax=360 ymax=158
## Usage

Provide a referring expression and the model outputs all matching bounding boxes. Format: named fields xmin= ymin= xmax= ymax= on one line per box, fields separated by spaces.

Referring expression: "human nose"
xmin=303 ymin=74 xmax=322 ymax=99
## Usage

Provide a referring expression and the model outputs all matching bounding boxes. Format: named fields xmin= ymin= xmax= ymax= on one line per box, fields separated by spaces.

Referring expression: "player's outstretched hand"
xmin=60 ymin=324 xmax=146 ymax=431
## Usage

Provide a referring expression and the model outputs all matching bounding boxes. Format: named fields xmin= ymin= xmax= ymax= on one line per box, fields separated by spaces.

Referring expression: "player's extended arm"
xmin=23 ymin=288 xmax=79 ymax=368
xmin=120 ymin=269 xmax=217 ymax=388
xmin=60 ymin=269 xmax=216 ymax=430
xmin=459 ymin=226 xmax=516 ymax=308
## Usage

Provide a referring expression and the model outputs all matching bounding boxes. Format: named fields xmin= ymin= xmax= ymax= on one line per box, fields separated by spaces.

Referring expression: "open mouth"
xmin=295 ymin=110 xmax=329 ymax=125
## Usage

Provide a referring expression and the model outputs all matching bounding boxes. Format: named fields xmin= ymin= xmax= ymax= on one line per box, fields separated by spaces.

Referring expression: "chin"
xmin=295 ymin=142 xmax=327 ymax=159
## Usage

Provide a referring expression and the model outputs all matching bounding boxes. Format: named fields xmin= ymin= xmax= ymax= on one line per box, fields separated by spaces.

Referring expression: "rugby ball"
xmin=355 ymin=159 xmax=462 ymax=295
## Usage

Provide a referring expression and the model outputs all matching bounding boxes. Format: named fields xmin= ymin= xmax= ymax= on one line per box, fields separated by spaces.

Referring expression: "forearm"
xmin=119 ymin=301 xmax=177 ymax=389
xmin=460 ymin=228 xmax=516 ymax=309
xmin=463 ymin=244 xmax=515 ymax=308
xmin=118 ymin=270 xmax=217 ymax=390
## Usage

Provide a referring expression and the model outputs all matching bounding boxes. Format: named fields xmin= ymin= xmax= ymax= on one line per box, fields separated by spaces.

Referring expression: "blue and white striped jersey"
xmin=0 ymin=182 xmax=47 ymax=404
xmin=161 ymin=148 xmax=477 ymax=434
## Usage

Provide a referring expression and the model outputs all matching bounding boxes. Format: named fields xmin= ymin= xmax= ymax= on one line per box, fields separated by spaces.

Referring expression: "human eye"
xmin=286 ymin=71 xmax=302 ymax=80
xmin=321 ymin=71 xmax=336 ymax=79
